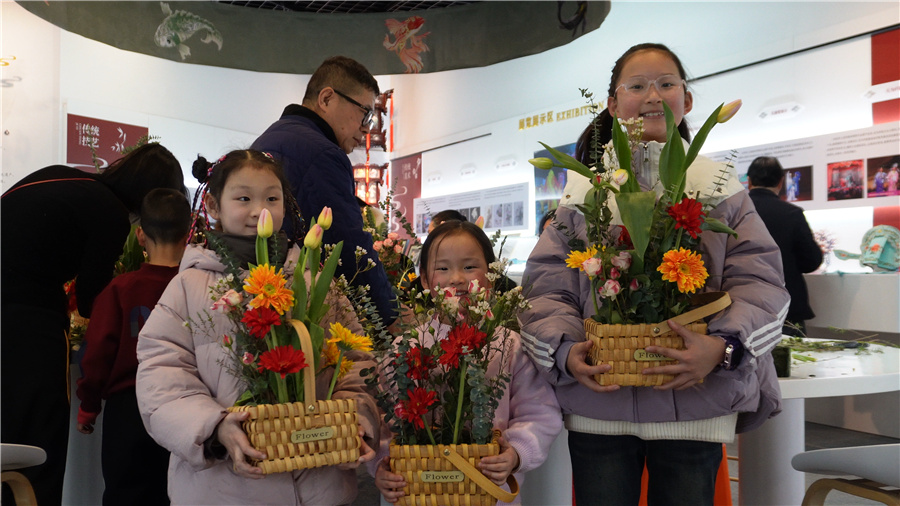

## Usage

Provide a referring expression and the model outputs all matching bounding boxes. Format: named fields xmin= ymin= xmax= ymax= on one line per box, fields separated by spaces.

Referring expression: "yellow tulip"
xmin=257 ymin=209 xmax=273 ymax=238
xmin=304 ymin=224 xmax=324 ymax=249
xmin=317 ymin=207 xmax=333 ymax=230
xmin=717 ymin=100 xmax=742 ymax=123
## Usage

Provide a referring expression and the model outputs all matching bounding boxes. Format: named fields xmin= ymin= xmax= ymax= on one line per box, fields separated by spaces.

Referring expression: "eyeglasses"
xmin=615 ymin=76 xmax=685 ymax=98
xmin=333 ymin=89 xmax=375 ymax=128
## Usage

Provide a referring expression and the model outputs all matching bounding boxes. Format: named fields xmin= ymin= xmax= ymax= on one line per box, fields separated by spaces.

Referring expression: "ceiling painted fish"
xmin=383 ymin=16 xmax=430 ymax=74
xmin=154 ymin=2 xmax=223 ymax=60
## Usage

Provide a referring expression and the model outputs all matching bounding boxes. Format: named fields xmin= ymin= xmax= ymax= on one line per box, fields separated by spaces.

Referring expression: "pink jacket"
xmin=372 ymin=322 xmax=563 ymax=505
xmin=136 ymin=244 xmax=379 ymax=505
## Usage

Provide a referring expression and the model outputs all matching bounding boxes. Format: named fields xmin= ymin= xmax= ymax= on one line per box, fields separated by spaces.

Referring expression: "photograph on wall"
xmin=533 ymin=142 xmax=574 ymax=234
xmin=827 ymin=159 xmax=864 ymax=201
xmin=780 ymin=165 xmax=813 ymax=202
xmin=390 ymin=153 xmax=423 ymax=240
xmin=866 ymin=154 xmax=900 ymax=198
xmin=415 ymin=183 xmax=529 ymax=235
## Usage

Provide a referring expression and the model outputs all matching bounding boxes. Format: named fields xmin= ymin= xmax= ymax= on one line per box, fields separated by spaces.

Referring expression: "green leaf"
xmin=685 ymin=103 xmax=724 ymax=171
xmin=658 ymin=102 xmax=687 ymax=199
xmin=307 ymin=242 xmax=343 ymax=323
xmin=703 ymin=217 xmax=738 ymax=238
xmin=292 ymin=255 xmax=309 ymax=321
xmin=537 ymin=142 xmax=595 ymax=181
xmin=611 ymin=117 xmax=639 ymax=193
xmin=615 ymin=191 xmax=657 ymax=269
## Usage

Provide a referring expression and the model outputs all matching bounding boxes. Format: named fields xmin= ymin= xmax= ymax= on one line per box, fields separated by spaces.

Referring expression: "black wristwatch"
xmin=718 ymin=336 xmax=743 ymax=371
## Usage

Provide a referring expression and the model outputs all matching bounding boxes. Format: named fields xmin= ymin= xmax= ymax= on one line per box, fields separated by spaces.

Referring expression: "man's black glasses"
xmin=333 ymin=89 xmax=374 ymax=128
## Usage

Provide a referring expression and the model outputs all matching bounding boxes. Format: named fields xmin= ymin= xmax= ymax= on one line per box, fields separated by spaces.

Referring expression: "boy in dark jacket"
xmin=76 ymin=188 xmax=191 ymax=505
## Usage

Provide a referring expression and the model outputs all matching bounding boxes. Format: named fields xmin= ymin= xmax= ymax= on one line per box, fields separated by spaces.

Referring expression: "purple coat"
xmin=519 ymin=144 xmax=789 ymax=434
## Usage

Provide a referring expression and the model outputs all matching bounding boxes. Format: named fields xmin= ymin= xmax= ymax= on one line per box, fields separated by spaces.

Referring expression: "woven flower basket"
xmin=389 ymin=433 xmax=519 ymax=506
xmin=586 ymin=292 xmax=731 ymax=387
xmin=226 ymin=320 xmax=360 ymax=474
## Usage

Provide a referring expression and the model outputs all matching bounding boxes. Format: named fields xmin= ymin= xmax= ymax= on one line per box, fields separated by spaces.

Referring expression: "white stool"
xmin=1 ymin=444 xmax=47 ymax=506
xmin=791 ymin=443 xmax=900 ymax=506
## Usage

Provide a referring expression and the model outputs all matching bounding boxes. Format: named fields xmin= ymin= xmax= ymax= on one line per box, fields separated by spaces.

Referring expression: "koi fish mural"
xmin=154 ymin=2 xmax=222 ymax=60
xmin=383 ymin=16 xmax=430 ymax=74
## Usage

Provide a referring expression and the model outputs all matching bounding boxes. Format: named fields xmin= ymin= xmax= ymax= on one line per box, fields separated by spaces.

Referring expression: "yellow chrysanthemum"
xmin=243 ymin=264 xmax=294 ymax=315
xmin=565 ymin=246 xmax=599 ymax=271
xmin=657 ymin=248 xmax=708 ymax=294
xmin=328 ymin=322 xmax=374 ymax=353
xmin=322 ymin=340 xmax=353 ymax=379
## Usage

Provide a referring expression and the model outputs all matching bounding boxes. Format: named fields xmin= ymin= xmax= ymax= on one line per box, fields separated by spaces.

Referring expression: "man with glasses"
xmin=252 ymin=56 xmax=398 ymax=326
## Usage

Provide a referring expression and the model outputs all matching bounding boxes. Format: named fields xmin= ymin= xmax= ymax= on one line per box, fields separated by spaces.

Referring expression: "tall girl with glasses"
xmin=520 ymin=43 xmax=789 ymax=505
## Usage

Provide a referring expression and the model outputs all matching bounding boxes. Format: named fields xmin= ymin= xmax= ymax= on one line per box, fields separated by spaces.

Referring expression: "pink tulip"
xmin=474 ymin=216 xmax=485 ymax=229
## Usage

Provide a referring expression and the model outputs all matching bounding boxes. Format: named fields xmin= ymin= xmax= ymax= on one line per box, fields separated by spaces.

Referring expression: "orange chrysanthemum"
xmin=243 ymin=264 xmax=294 ymax=315
xmin=657 ymin=248 xmax=708 ymax=294
xmin=565 ymin=246 xmax=599 ymax=271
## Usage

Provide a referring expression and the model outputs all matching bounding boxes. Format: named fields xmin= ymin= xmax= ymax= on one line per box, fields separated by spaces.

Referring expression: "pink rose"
xmin=211 ymin=289 xmax=242 ymax=312
xmin=373 ymin=241 xmax=383 ymax=252
xmin=383 ymin=238 xmax=394 ymax=248
xmin=242 ymin=352 xmax=255 ymax=365
xmin=611 ymin=251 xmax=632 ymax=270
xmin=223 ymin=335 xmax=232 ymax=347
xmin=394 ymin=244 xmax=403 ymax=254
xmin=582 ymin=258 xmax=602 ymax=277
xmin=629 ymin=279 xmax=640 ymax=291
xmin=387 ymin=232 xmax=400 ymax=241
xmin=599 ymin=280 xmax=621 ymax=299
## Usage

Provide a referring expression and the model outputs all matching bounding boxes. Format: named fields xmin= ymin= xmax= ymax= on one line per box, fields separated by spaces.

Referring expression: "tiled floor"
xmin=355 ymin=423 xmax=899 ymax=505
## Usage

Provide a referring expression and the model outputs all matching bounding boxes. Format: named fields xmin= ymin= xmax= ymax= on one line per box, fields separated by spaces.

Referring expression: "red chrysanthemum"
xmin=667 ymin=197 xmax=706 ymax=239
xmin=241 ymin=306 xmax=281 ymax=339
xmin=257 ymin=345 xmax=308 ymax=378
xmin=398 ymin=387 xmax=437 ymax=429
xmin=438 ymin=323 xmax=488 ymax=369
xmin=405 ymin=346 xmax=434 ymax=381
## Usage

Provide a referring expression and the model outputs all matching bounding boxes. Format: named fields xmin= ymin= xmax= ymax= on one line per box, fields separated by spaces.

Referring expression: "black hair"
xmin=747 ymin=156 xmax=785 ymax=188
xmin=98 ymin=143 xmax=185 ymax=213
xmin=140 ymin=188 xmax=191 ymax=244
xmin=419 ymin=220 xmax=496 ymax=289
xmin=539 ymin=210 xmax=556 ymax=234
xmin=303 ymin=56 xmax=380 ymax=104
xmin=575 ymin=43 xmax=693 ymax=167
xmin=190 ymin=149 xmax=304 ymax=242
xmin=431 ymin=209 xmax=467 ymax=227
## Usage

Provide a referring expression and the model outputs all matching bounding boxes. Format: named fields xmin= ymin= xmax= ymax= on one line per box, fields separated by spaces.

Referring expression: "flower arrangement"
xmin=363 ymin=191 xmax=419 ymax=289
xmin=369 ymin=266 xmax=530 ymax=446
xmin=205 ymin=207 xmax=372 ymax=405
xmin=529 ymin=98 xmax=742 ymax=324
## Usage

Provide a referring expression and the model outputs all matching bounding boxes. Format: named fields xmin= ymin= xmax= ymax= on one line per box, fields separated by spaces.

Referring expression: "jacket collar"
xmin=281 ymin=104 xmax=339 ymax=147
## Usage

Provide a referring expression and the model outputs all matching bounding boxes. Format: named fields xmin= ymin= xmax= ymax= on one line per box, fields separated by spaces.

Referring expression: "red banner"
xmin=66 ymin=114 xmax=149 ymax=172
xmin=390 ymin=153 xmax=422 ymax=240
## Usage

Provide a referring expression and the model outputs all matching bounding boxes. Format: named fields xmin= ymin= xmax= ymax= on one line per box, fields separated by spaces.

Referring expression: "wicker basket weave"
xmin=225 ymin=320 xmax=360 ymax=474
xmin=586 ymin=321 xmax=705 ymax=386
xmin=585 ymin=292 xmax=732 ymax=387
xmin=389 ymin=434 xmax=518 ymax=506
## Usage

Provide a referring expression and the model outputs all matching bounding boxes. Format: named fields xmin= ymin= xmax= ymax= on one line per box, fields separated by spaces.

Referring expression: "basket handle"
xmin=439 ymin=447 xmax=519 ymax=503
xmin=651 ymin=292 xmax=732 ymax=336
xmin=287 ymin=319 xmax=318 ymax=412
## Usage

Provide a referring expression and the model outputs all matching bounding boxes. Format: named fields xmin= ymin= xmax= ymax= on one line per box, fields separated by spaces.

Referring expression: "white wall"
xmin=4 ymin=1 xmax=898 ymax=189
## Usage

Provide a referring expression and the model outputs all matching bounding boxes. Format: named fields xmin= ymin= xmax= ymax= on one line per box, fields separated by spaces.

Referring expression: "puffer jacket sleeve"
xmin=518 ymin=205 xmax=588 ymax=386
xmin=702 ymin=191 xmax=790 ymax=359
xmin=136 ymin=271 xmax=228 ymax=471
xmin=503 ymin=335 xmax=562 ymax=475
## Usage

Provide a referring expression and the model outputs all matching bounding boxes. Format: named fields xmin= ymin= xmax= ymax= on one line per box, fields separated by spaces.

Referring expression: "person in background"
xmin=251 ymin=56 xmax=398 ymax=327
xmin=1 ymin=143 xmax=184 ymax=506
xmin=538 ymin=210 xmax=556 ymax=235
xmin=75 ymin=188 xmax=191 ymax=505
xmin=520 ymin=43 xmax=788 ymax=505
xmin=427 ymin=209 xmax=467 ymax=234
xmin=747 ymin=156 xmax=823 ymax=336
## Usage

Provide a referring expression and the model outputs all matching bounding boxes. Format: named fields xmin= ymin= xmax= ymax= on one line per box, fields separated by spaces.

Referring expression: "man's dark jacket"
xmin=749 ymin=188 xmax=823 ymax=322
xmin=252 ymin=105 xmax=397 ymax=323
